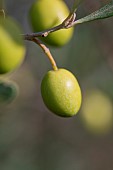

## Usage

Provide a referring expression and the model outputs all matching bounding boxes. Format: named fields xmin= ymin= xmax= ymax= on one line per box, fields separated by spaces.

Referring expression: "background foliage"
xmin=1 ymin=0 xmax=113 ymax=169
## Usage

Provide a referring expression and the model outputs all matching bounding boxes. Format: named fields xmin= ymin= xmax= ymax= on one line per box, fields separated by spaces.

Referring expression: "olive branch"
xmin=24 ymin=1 xmax=113 ymax=40
xmin=23 ymin=0 xmax=113 ymax=71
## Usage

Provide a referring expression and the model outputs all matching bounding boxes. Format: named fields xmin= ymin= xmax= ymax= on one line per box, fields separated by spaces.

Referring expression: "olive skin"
xmin=29 ymin=0 xmax=74 ymax=47
xmin=41 ymin=69 xmax=82 ymax=117
xmin=0 ymin=17 xmax=26 ymax=74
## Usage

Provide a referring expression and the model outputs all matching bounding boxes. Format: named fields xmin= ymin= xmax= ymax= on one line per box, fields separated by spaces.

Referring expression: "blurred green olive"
xmin=29 ymin=0 xmax=74 ymax=47
xmin=81 ymin=89 xmax=113 ymax=134
xmin=0 ymin=17 xmax=26 ymax=74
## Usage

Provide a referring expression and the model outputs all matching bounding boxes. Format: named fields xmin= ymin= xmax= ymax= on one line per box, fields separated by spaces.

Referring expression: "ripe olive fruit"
xmin=0 ymin=17 xmax=26 ymax=74
xmin=81 ymin=89 xmax=113 ymax=134
xmin=41 ymin=69 xmax=82 ymax=117
xmin=29 ymin=0 xmax=74 ymax=47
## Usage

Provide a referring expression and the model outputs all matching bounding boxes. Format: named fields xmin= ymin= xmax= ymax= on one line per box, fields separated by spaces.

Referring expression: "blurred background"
xmin=1 ymin=0 xmax=113 ymax=169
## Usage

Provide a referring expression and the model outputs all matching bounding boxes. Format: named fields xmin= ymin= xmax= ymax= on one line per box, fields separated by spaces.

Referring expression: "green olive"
xmin=81 ymin=89 xmax=113 ymax=134
xmin=0 ymin=17 xmax=26 ymax=74
xmin=29 ymin=0 xmax=74 ymax=47
xmin=41 ymin=68 xmax=82 ymax=117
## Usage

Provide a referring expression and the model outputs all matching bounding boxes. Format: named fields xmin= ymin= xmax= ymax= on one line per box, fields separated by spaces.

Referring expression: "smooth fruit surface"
xmin=29 ymin=0 xmax=74 ymax=47
xmin=0 ymin=17 xmax=26 ymax=74
xmin=41 ymin=69 xmax=82 ymax=117
xmin=81 ymin=89 xmax=113 ymax=134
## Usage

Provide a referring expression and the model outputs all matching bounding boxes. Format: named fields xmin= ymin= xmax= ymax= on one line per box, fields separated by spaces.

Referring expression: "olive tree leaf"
xmin=74 ymin=1 xmax=113 ymax=25
xmin=0 ymin=80 xmax=19 ymax=105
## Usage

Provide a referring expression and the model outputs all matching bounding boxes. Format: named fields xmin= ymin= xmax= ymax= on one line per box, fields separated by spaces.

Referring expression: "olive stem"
xmin=31 ymin=38 xmax=58 ymax=71
xmin=23 ymin=24 xmax=63 ymax=39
